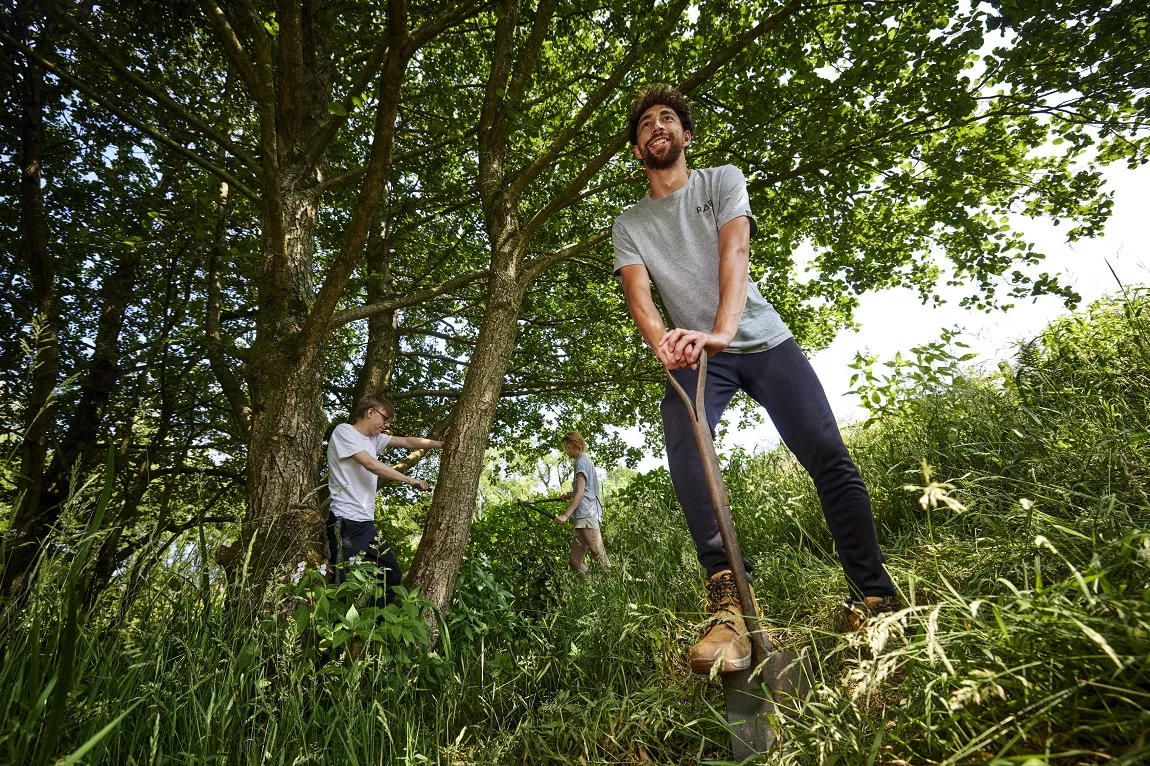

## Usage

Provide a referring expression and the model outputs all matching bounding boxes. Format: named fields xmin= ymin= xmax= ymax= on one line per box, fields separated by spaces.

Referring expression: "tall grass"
xmin=1 ymin=291 xmax=1148 ymax=764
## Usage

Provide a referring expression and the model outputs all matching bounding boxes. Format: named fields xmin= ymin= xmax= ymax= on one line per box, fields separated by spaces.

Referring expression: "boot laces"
xmin=707 ymin=572 xmax=740 ymax=615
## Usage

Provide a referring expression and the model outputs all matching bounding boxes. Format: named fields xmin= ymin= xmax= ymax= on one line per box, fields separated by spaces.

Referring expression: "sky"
xmin=629 ymin=160 xmax=1150 ymax=470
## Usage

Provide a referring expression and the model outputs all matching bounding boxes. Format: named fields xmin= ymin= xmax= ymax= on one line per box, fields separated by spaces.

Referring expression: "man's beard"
xmin=640 ymin=136 xmax=684 ymax=170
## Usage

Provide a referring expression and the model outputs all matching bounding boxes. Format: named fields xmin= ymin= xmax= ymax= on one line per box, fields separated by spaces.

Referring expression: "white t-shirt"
xmin=327 ymin=423 xmax=392 ymax=522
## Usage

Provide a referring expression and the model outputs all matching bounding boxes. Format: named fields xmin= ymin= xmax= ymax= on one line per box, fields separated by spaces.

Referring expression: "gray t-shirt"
xmin=612 ymin=165 xmax=792 ymax=353
xmin=572 ymin=453 xmax=602 ymax=520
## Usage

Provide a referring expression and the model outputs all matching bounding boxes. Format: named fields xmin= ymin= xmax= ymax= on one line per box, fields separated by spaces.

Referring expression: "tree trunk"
xmin=235 ymin=174 xmax=329 ymax=593
xmin=407 ymin=192 xmax=526 ymax=613
xmin=3 ymin=26 xmax=59 ymax=605
xmin=352 ymin=204 xmax=398 ymax=405
xmin=406 ymin=0 xmax=528 ymax=617
xmin=231 ymin=0 xmax=418 ymax=596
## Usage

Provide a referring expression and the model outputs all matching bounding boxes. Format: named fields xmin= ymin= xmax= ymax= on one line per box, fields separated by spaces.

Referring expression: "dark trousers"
xmin=325 ymin=512 xmax=403 ymax=606
xmin=661 ymin=339 xmax=894 ymax=597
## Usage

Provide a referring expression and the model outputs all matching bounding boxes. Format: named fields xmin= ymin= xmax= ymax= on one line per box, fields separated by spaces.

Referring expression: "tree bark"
xmin=352 ymin=204 xmax=399 ymax=405
xmin=238 ymin=172 xmax=329 ymax=588
xmin=405 ymin=237 xmax=526 ymax=612
xmin=406 ymin=0 xmax=526 ymax=615
xmin=3 ymin=18 xmax=60 ymax=605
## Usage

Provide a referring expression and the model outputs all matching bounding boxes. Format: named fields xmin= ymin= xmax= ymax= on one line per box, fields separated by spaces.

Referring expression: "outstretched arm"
xmin=352 ymin=451 xmax=430 ymax=491
xmin=388 ymin=435 xmax=445 ymax=450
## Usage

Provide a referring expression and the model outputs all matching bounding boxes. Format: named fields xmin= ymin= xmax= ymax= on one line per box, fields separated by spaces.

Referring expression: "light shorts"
xmin=573 ymin=516 xmax=600 ymax=530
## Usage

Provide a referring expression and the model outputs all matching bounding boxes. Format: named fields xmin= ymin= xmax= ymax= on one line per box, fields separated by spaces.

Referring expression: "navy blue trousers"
xmin=326 ymin=512 xmax=403 ymax=606
xmin=662 ymin=339 xmax=894 ymax=597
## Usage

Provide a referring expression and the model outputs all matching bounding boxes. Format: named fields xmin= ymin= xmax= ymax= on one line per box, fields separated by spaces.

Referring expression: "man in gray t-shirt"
xmin=613 ymin=85 xmax=894 ymax=676
xmin=325 ymin=394 xmax=443 ymax=605
xmin=613 ymin=164 xmax=792 ymax=354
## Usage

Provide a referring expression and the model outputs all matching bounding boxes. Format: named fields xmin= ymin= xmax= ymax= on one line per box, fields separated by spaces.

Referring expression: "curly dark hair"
xmin=627 ymin=85 xmax=695 ymax=146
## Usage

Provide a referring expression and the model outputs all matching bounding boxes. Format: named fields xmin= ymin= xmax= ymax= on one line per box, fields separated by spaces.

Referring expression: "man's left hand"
xmin=659 ymin=329 xmax=730 ymax=370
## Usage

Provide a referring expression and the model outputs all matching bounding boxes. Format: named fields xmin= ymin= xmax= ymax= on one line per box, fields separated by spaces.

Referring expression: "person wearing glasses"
xmin=326 ymin=393 xmax=444 ymax=604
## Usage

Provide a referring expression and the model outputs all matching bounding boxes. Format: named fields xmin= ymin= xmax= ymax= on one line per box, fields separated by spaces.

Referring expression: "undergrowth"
xmin=2 ymin=292 xmax=1149 ymax=764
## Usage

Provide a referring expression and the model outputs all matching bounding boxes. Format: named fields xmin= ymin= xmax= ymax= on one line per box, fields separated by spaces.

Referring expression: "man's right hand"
xmin=653 ymin=337 xmax=684 ymax=371
xmin=658 ymin=328 xmax=729 ymax=370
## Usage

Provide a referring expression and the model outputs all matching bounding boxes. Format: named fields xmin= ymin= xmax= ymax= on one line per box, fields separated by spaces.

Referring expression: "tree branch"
xmin=235 ymin=0 xmax=279 ymax=180
xmin=390 ymin=416 xmax=452 ymax=473
xmin=389 ymin=371 xmax=663 ymax=402
xmin=409 ymin=0 xmax=487 ymax=51
xmin=522 ymin=0 xmax=803 ymax=243
xmin=678 ymin=0 xmax=803 ymax=95
xmin=399 ymin=328 xmax=477 ymax=346
xmin=147 ymin=466 xmax=244 ymax=480
xmin=318 ymin=124 xmax=479 ymax=194
xmin=523 ymin=227 xmax=610 ymax=282
xmin=0 ymin=31 xmax=257 ymax=199
xmin=520 ymin=131 xmax=628 ymax=242
xmin=115 ymin=513 xmax=238 ymax=566
xmin=275 ymin=0 xmax=307 ymax=153
xmin=204 ymin=181 xmax=253 ymax=441
xmin=331 ymin=267 xmax=490 ymax=327
xmin=304 ymin=41 xmax=391 ymax=170
xmin=58 ymin=11 xmax=259 ymax=171
xmin=298 ymin=0 xmax=414 ymax=358
xmin=197 ymin=0 xmax=260 ymax=96
xmin=509 ymin=0 xmax=684 ymax=202
xmin=507 ymin=0 xmax=555 ymax=106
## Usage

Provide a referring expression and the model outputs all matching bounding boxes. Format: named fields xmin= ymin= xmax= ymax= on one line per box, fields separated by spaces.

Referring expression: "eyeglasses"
xmin=371 ymin=408 xmax=392 ymax=423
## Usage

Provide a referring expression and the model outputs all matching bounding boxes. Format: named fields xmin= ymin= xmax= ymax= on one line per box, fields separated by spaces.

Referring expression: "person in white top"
xmin=326 ymin=393 xmax=443 ymax=604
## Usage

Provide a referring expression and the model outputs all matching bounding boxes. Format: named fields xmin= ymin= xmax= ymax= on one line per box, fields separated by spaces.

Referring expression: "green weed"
xmin=2 ymin=292 xmax=1149 ymax=764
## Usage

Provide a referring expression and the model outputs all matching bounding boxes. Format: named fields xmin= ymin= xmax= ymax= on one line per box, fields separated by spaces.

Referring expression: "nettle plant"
xmin=848 ymin=327 xmax=979 ymax=426
xmin=287 ymin=564 xmax=434 ymax=667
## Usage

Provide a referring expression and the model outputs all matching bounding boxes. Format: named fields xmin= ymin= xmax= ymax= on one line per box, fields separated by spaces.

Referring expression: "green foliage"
xmin=288 ymin=566 xmax=431 ymax=662
xmin=4 ymin=293 xmax=1150 ymax=762
xmin=847 ymin=326 xmax=979 ymax=427
xmin=7 ymin=0 xmax=1148 ymax=523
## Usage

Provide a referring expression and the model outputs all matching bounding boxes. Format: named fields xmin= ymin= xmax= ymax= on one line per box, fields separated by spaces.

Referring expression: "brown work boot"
xmin=688 ymin=570 xmax=752 ymax=675
xmin=843 ymin=595 xmax=896 ymax=632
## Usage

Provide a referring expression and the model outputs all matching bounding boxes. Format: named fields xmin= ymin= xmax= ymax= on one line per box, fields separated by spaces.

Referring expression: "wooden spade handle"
xmin=665 ymin=350 xmax=772 ymax=665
